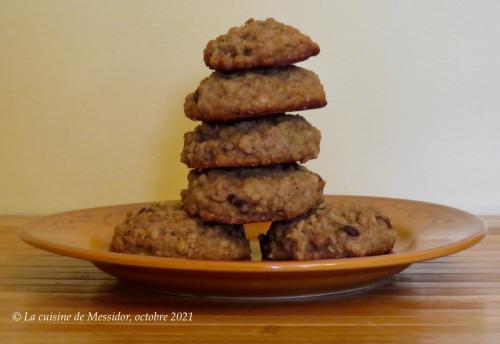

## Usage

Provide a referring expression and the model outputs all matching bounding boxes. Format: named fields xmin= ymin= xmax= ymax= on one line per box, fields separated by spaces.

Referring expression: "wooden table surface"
xmin=1 ymin=216 xmax=499 ymax=343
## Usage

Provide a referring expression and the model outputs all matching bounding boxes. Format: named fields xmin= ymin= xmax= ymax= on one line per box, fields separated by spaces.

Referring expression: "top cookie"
xmin=204 ymin=18 xmax=320 ymax=71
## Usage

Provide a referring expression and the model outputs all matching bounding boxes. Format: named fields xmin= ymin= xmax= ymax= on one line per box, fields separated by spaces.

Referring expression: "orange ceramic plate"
xmin=19 ymin=195 xmax=487 ymax=298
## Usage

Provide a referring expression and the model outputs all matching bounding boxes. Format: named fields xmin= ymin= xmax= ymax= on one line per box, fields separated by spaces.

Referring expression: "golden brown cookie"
xmin=259 ymin=202 xmax=397 ymax=260
xmin=204 ymin=18 xmax=320 ymax=71
xmin=181 ymin=164 xmax=325 ymax=224
xmin=184 ymin=66 xmax=326 ymax=122
xmin=110 ymin=202 xmax=251 ymax=260
xmin=181 ymin=114 xmax=321 ymax=168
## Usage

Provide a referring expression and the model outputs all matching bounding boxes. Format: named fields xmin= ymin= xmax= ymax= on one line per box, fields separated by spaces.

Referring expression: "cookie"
xmin=181 ymin=114 xmax=321 ymax=169
xmin=204 ymin=18 xmax=320 ymax=71
xmin=110 ymin=202 xmax=251 ymax=260
xmin=184 ymin=66 xmax=326 ymax=122
xmin=259 ymin=202 xmax=397 ymax=260
xmin=181 ymin=164 xmax=325 ymax=224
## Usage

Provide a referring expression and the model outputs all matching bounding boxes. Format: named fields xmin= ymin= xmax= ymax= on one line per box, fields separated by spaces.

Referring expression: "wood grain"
xmin=1 ymin=216 xmax=499 ymax=343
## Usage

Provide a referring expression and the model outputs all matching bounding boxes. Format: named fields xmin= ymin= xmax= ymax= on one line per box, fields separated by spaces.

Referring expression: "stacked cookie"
xmin=180 ymin=18 xmax=326 ymax=226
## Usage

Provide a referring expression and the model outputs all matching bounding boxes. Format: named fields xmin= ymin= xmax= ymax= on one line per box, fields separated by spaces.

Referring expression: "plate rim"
xmin=18 ymin=195 xmax=488 ymax=273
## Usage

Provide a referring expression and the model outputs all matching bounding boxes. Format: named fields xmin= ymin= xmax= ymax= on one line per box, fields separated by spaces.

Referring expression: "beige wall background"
xmin=1 ymin=0 xmax=499 ymax=215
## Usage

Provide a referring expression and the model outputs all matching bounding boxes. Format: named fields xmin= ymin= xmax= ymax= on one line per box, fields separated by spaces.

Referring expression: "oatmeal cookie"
xmin=184 ymin=66 xmax=326 ymax=122
xmin=181 ymin=114 xmax=321 ymax=168
xmin=204 ymin=18 xmax=320 ymax=71
xmin=181 ymin=164 xmax=325 ymax=224
xmin=259 ymin=202 xmax=397 ymax=260
xmin=110 ymin=202 xmax=251 ymax=260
